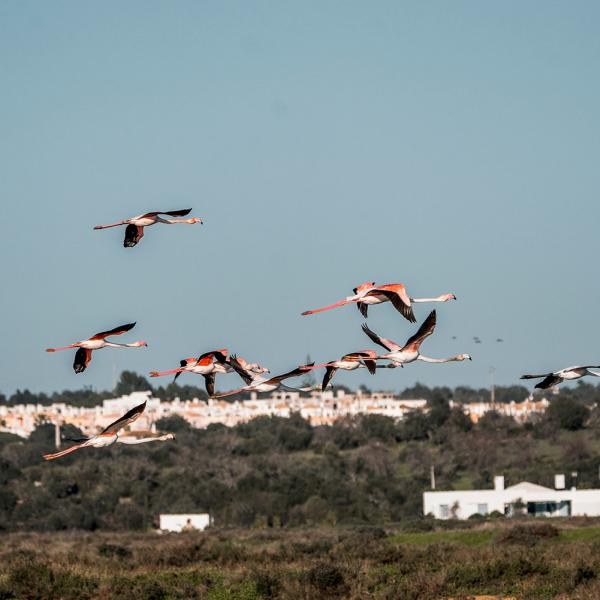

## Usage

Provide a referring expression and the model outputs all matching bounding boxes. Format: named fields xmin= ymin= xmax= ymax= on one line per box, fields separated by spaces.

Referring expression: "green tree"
xmin=546 ymin=397 xmax=589 ymax=431
xmin=113 ymin=371 xmax=153 ymax=396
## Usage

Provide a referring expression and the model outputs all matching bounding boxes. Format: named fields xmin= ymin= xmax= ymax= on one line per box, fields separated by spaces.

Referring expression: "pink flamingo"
xmin=46 ymin=323 xmax=147 ymax=373
xmin=299 ymin=350 xmax=382 ymax=390
xmin=94 ymin=209 xmax=203 ymax=247
xmin=359 ymin=310 xmax=471 ymax=367
xmin=302 ymin=282 xmax=456 ymax=322
xmin=211 ymin=356 xmax=314 ymax=398
xmin=43 ymin=401 xmax=174 ymax=461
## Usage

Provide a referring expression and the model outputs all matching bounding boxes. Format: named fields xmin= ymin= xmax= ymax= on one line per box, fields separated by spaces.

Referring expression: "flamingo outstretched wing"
xmin=361 ymin=324 xmax=401 ymax=352
xmin=124 ymin=224 xmax=144 ymax=247
xmin=374 ymin=289 xmax=416 ymax=323
xmin=343 ymin=351 xmax=377 ymax=375
xmin=535 ymin=375 xmax=563 ymax=389
xmin=266 ymin=363 xmax=315 ymax=385
xmin=226 ymin=355 xmax=255 ymax=385
xmin=73 ymin=348 xmax=92 ymax=374
xmin=101 ymin=401 xmax=147 ymax=435
xmin=142 ymin=209 xmax=192 ymax=218
xmin=401 ymin=310 xmax=437 ymax=352
xmin=322 ymin=366 xmax=338 ymax=390
xmin=203 ymin=373 xmax=216 ymax=396
xmin=91 ymin=323 xmax=136 ymax=340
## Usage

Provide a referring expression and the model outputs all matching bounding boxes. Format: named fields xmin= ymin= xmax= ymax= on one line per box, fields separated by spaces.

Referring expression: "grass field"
xmin=389 ymin=524 xmax=600 ymax=547
xmin=2 ymin=520 xmax=600 ymax=599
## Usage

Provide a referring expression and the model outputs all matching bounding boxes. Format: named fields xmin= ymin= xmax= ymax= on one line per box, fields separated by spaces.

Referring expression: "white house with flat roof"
xmin=159 ymin=513 xmax=211 ymax=532
xmin=424 ymin=475 xmax=600 ymax=519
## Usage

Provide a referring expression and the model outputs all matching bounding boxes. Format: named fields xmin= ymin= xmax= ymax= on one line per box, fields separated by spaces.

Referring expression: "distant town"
xmin=0 ymin=387 xmax=551 ymax=438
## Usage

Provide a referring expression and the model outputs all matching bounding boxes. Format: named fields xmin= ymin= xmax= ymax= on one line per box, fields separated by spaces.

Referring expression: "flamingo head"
xmin=134 ymin=341 xmax=148 ymax=347
xmin=444 ymin=293 xmax=457 ymax=301
xmin=457 ymin=354 xmax=472 ymax=361
xmin=188 ymin=217 xmax=203 ymax=224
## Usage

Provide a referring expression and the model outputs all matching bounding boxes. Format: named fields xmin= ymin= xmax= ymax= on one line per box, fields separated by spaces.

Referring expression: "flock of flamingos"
xmin=42 ymin=208 xmax=600 ymax=460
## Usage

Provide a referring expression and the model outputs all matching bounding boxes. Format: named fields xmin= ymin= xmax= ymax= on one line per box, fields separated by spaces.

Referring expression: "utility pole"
xmin=54 ymin=420 xmax=61 ymax=449
xmin=430 ymin=465 xmax=436 ymax=490
xmin=490 ymin=366 xmax=496 ymax=409
xmin=112 ymin=358 xmax=117 ymax=391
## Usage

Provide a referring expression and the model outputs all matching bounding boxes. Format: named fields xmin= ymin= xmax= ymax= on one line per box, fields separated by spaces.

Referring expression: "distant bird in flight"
xmin=521 ymin=366 xmax=600 ymax=389
xmin=299 ymin=350 xmax=380 ymax=391
xmin=46 ymin=322 xmax=147 ymax=374
xmin=94 ymin=209 xmax=203 ymax=247
xmin=358 ymin=310 xmax=471 ymax=367
xmin=149 ymin=350 xmax=268 ymax=396
xmin=211 ymin=356 xmax=313 ymax=398
xmin=43 ymin=401 xmax=174 ymax=460
xmin=302 ymin=282 xmax=456 ymax=322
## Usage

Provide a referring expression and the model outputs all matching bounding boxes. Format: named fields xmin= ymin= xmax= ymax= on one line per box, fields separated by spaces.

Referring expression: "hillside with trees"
xmin=1 ymin=375 xmax=600 ymax=532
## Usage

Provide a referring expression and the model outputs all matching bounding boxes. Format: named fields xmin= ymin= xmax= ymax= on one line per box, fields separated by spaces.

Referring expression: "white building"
xmin=159 ymin=513 xmax=211 ymax=532
xmin=424 ymin=475 xmax=600 ymax=519
xmin=0 ymin=389 xmax=428 ymax=437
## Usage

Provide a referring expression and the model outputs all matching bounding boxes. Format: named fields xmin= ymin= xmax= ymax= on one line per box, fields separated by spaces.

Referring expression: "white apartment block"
xmin=0 ymin=390 xmax=427 ymax=438
xmin=424 ymin=475 xmax=600 ymax=519
xmin=455 ymin=397 xmax=549 ymax=423
xmin=0 ymin=389 xmax=551 ymax=439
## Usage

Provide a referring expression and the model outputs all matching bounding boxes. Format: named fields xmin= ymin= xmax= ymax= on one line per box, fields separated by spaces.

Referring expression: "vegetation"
xmin=3 ymin=376 xmax=600 ymax=597
xmin=10 ymin=369 xmax=600 ymax=408
xmin=1 ymin=377 xmax=600 ymax=532
xmin=2 ymin=522 xmax=600 ymax=598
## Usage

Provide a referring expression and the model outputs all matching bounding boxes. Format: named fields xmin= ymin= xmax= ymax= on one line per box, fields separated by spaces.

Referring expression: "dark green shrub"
xmin=252 ymin=568 xmax=281 ymax=598
xmin=307 ymin=562 xmax=345 ymax=592
xmin=498 ymin=523 xmax=559 ymax=546
xmin=97 ymin=542 xmax=132 ymax=560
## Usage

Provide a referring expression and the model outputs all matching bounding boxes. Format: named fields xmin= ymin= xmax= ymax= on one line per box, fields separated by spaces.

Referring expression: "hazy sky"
xmin=1 ymin=2 xmax=599 ymax=395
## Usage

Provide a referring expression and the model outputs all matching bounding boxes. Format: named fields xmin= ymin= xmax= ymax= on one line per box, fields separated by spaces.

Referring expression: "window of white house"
xmin=477 ymin=503 xmax=488 ymax=515
xmin=439 ymin=504 xmax=449 ymax=518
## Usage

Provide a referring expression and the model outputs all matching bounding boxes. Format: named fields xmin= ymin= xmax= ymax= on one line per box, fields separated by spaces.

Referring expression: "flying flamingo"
xmin=301 ymin=282 xmax=456 ymax=322
xmin=149 ymin=350 xmax=269 ymax=396
xmin=94 ymin=209 xmax=203 ymax=247
xmin=150 ymin=349 xmax=230 ymax=396
xmin=43 ymin=401 xmax=174 ymax=460
xmin=46 ymin=322 xmax=147 ymax=373
xmin=521 ymin=366 xmax=600 ymax=389
xmin=299 ymin=350 xmax=382 ymax=390
xmin=358 ymin=310 xmax=471 ymax=367
xmin=211 ymin=355 xmax=314 ymax=398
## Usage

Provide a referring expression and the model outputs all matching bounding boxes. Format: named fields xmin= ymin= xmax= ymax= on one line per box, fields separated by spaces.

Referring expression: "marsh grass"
xmin=1 ymin=521 xmax=600 ymax=599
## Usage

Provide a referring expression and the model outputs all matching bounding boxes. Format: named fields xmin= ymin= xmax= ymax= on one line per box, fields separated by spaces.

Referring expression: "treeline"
xmin=7 ymin=369 xmax=600 ymax=408
xmin=0 ymin=388 xmax=599 ymax=532
xmin=0 ymin=371 xmax=209 ymax=408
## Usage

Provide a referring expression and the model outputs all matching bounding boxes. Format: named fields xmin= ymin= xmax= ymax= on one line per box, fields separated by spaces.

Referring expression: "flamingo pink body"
xmin=94 ymin=209 xmax=203 ymax=247
xmin=46 ymin=322 xmax=147 ymax=373
xmin=301 ymin=282 xmax=456 ymax=322
xmin=42 ymin=401 xmax=174 ymax=461
xmin=360 ymin=311 xmax=471 ymax=367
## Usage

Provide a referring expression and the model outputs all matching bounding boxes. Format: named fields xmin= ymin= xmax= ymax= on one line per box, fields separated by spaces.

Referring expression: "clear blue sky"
xmin=1 ymin=1 xmax=599 ymax=395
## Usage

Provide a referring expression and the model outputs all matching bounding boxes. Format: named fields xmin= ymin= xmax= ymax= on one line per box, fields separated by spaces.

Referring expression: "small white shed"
xmin=159 ymin=513 xmax=210 ymax=532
